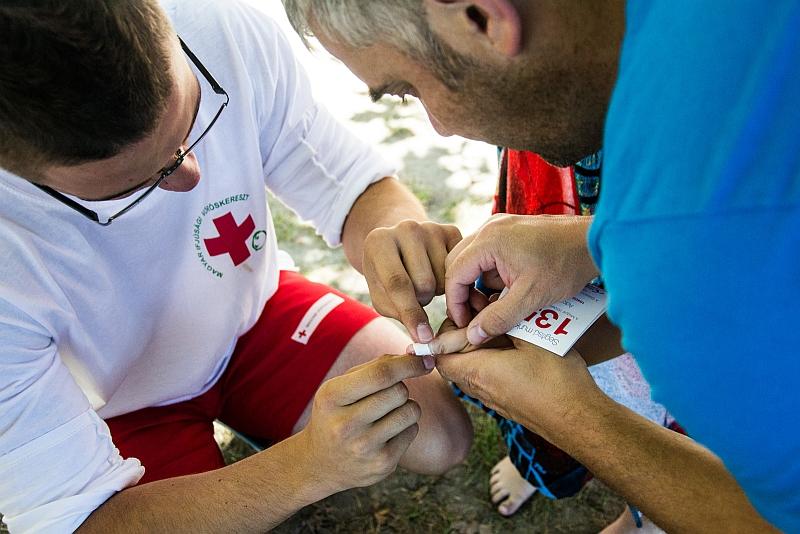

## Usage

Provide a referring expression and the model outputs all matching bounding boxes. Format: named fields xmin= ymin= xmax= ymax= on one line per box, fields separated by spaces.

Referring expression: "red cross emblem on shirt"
xmin=204 ymin=212 xmax=256 ymax=267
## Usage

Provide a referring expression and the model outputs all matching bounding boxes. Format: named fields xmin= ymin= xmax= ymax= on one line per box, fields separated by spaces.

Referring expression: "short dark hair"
xmin=0 ymin=1 xmax=174 ymax=178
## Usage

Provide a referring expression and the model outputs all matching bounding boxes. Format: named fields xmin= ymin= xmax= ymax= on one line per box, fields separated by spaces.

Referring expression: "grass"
xmin=215 ymin=404 xmax=625 ymax=533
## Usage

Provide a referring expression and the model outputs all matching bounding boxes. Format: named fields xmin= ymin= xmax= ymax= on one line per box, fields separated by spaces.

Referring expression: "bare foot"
xmin=489 ymin=456 xmax=538 ymax=516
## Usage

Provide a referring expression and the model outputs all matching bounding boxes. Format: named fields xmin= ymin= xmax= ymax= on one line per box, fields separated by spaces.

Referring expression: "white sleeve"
xmin=250 ymin=13 xmax=397 ymax=247
xmin=0 ymin=306 xmax=143 ymax=533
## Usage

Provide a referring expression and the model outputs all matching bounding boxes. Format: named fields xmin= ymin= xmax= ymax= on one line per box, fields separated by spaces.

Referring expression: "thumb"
xmin=435 ymin=349 xmax=496 ymax=402
xmin=434 ymin=351 xmax=478 ymax=386
xmin=465 ymin=281 xmax=536 ymax=345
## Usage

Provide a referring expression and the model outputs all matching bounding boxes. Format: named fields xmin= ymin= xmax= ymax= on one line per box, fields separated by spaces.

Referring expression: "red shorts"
xmin=105 ymin=271 xmax=379 ymax=484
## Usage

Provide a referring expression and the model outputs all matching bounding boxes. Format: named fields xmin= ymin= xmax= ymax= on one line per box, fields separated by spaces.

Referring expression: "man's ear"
xmin=424 ymin=0 xmax=522 ymax=58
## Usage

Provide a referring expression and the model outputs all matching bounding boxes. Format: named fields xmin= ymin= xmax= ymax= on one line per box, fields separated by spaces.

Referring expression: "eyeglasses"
xmin=35 ymin=37 xmax=229 ymax=226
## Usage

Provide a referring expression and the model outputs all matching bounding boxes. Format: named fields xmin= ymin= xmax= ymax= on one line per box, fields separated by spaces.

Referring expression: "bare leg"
xmin=292 ymin=317 xmax=473 ymax=474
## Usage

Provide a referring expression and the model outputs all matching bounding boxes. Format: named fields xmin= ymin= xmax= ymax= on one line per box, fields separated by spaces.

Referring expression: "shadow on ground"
xmin=219 ymin=404 xmax=624 ymax=533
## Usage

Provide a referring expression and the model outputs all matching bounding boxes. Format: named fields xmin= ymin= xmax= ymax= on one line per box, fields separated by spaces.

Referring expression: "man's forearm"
xmin=341 ymin=177 xmax=427 ymax=273
xmin=78 ymin=433 xmax=327 ymax=533
xmin=531 ymin=390 xmax=776 ymax=533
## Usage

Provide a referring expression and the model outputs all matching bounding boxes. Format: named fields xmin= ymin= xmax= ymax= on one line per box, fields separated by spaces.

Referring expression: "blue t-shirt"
xmin=589 ymin=1 xmax=800 ymax=530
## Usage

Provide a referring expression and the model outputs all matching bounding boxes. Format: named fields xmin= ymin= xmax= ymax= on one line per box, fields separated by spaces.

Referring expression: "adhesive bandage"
xmin=411 ymin=343 xmax=433 ymax=356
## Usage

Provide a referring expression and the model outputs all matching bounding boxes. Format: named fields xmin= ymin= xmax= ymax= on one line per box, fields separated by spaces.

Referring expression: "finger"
xmin=445 ymin=241 xmax=499 ymax=329
xmin=432 ymin=317 xmax=473 ymax=353
xmin=465 ymin=279 xmax=539 ymax=345
xmin=371 ymin=237 xmax=432 ymax=341
xmin=363 ymin=243 xmax=387 ymax=296
xmin=368 ymin=399 xmax=421 ymax=444
xmin=469 ymin=287 xmax=490 ymax=313
xmin=434 ymin=224 xmax=463 ymax=295
xmin=364 ymin=249 xmax=406 ymax=322
xmin=382 ymin=421 xmax=420 ymax=462
xmin=424 ymin=226 xmax=459 ymax=296
xmin=480 ymin=269 xmax=505 ymax=291
xmin=403 ymin=344 xmax=437 ymax=368
xmin=332 ymin=354 xmax=432 ymax=406
xmin=395 ymin=228 xmax=438 ymax=306
xmin=347 ymin=381 xmax=411 ymax=425
xmin=432 ymin=318 xmax=514 ymax=354
xmin=434 ymin=350 xmax=490 ymax=396
xmin=367 ymin=282 xmax=399 ymax=321
xmin=428 ymin=327 xmax=471 ymax=355
xmin=444 ymin=230 xmax=475 ymax=272
xmin=443 ymin=224 xmax=463 ymax=253
xmin=435 ymin=316 xmax=460 ymax=336
xmin=428 ymin=318 xmax=512 ymax=355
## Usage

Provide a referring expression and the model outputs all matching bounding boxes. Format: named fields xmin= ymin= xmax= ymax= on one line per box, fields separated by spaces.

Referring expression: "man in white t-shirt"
xmin=0 ymin=1 xmax=472 ymax=532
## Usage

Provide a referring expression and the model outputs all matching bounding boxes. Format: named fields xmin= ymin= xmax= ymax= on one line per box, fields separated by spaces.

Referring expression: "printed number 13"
xmin=527 ymin=309 xmax=571 ymax=335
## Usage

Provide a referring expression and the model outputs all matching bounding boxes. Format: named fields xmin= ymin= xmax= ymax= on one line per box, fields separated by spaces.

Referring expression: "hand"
xmin=408 ymin=305 xmax=513 ymax=357
xmin=297 ymin=354 xmax=434 ymax=494
xmin=363 ymin=220 xmax=462 ymax=343
xmin=435 ymin=337 xmax=600 ymax=442
xmin=444 ymin=214 xmax=598 ymax=346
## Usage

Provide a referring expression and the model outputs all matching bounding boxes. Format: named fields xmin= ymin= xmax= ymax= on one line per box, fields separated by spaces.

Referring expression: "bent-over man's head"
xmin=283 ymin=0 xmax=625 ymax=165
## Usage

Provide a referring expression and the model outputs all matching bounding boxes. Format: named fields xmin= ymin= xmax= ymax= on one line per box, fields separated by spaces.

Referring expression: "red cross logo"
xmin=204 ymin=212 xmax=256 ymax=266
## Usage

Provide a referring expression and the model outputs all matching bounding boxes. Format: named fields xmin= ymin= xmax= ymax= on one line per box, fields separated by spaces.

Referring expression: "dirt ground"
xmin=218 ymin=403 xmax=625 ymax=534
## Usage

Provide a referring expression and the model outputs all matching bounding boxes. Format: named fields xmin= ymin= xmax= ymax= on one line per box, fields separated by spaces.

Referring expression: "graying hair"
xmin=281 ymin=0 xmax=472 ymax=89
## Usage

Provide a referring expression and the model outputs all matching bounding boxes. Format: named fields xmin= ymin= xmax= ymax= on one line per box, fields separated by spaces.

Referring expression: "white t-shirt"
xmin=0 ymin=1 xmax=394 ymax=531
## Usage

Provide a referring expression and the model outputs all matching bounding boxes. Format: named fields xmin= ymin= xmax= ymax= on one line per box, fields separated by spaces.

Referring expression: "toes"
xmin=497 ymin=485 xmax=539 ymax=516
xmin=492 ymin=456 xmax=512 ymax=475
xmin=499 ymin=492 xmax=524 ymax=516
xmin=491 ymin=488 xmax=510 ymax=504
xmin=498 ymin=501 xmax=517 ymax=517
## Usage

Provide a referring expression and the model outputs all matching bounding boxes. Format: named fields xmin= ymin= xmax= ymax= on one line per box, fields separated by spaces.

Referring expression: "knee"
xmin=439 ymin=420 xmax=474 ymax=473
xmin=416 ymin=407 xmax=473 ymax=475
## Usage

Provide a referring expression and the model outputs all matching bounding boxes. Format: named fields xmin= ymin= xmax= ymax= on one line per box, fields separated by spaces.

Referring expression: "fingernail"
xmin=467 ymin=325 xmax=488 ymax=345
xmin=417 ymin=323 xmax=434 ymax=343
xmin=422 ymin=355 xmax=435 ymax=370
